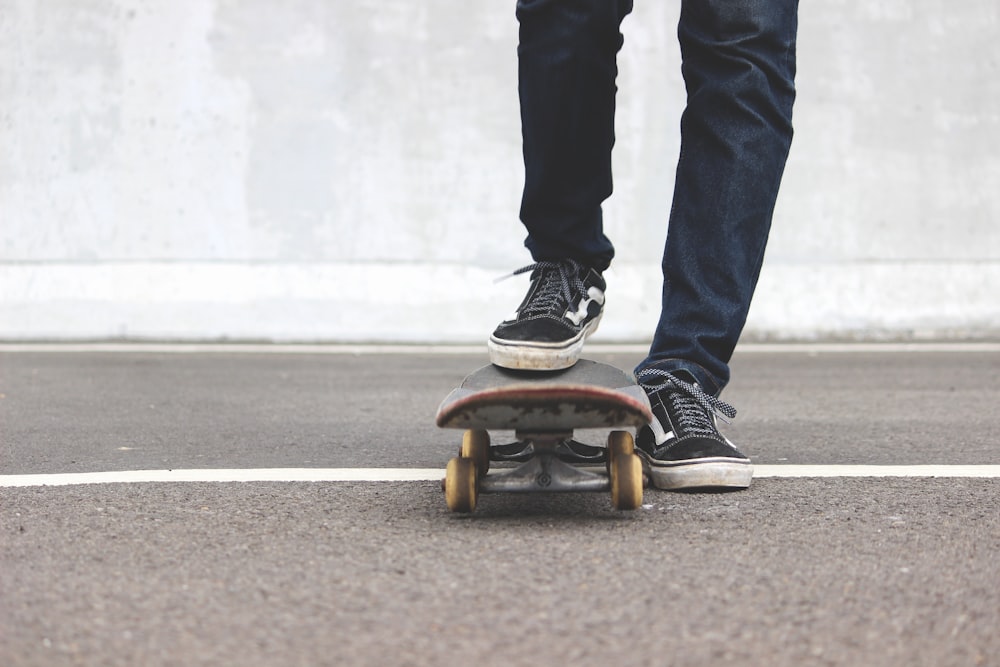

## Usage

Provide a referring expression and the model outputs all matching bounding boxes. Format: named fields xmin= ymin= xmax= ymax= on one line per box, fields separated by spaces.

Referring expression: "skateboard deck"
xmin=436 ymin=360 xmax=653 ymax=513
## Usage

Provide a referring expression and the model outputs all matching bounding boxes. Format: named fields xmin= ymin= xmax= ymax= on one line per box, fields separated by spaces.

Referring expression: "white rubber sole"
xmin=639 ymin=454 xmax=753 ymax=490
xmin=487 ymin=314 xmax=602 ymax=371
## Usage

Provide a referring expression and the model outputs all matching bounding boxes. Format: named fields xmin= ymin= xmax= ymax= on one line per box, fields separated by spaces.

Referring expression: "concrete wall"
xmin=2 ymin=1 xmax=998 ymax=342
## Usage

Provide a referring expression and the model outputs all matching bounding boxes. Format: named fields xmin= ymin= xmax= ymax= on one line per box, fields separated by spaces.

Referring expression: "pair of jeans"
xmin=516 ymin=0 xmax=798 ymax=394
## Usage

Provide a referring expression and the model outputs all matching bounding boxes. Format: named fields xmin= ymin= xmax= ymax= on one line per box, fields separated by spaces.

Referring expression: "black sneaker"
xmin=635 ymin=368 xmax=752 ymax=490
xmin=488 ymin=259 xmax=605 ymax=370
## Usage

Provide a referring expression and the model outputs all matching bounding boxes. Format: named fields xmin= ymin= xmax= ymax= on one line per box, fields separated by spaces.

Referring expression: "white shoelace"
xmin=497 ymin=259 xmax=588 ymax=318
xmin=637 ymin=368 xmax=737 ymax=436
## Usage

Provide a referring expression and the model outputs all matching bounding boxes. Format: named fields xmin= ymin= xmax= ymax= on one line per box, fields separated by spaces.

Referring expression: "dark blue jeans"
xmin=516 ymin=0 xmax=798 ymax=394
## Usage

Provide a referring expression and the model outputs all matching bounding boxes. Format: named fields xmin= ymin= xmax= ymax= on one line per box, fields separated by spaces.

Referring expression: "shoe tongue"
xmin=532 ymin=264 xmax=561 ymax=282
xmin=670 ymin=369 xmax=699 ymax=387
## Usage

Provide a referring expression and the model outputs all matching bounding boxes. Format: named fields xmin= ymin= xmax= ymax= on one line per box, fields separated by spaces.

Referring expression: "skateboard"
xmin=436 ymin=359 xmax=653 ymax=513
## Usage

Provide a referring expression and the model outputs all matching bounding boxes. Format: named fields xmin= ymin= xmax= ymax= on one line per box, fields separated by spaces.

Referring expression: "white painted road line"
xmin=755 ymin=465 xmax=1000 ymax=478
xmin=0 ymin=468 xmax=446 ymax=487
xmin=1 ymin=465 xmax=999 ymax=488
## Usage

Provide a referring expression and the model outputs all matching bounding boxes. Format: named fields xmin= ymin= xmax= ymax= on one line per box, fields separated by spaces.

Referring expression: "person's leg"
xmin=635 ymin=0 xmax=799 ymax=489
xmin=638 ymin=0 xmax=798 ymax=394
xmin=517 ymin=0 xmax=633 ymax=271
xmin=490 ymin=0 xmax=633 ymax=370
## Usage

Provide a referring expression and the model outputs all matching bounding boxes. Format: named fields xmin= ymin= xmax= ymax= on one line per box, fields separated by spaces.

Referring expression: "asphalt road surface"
xmin=2 ymin=345 xmax=998 ymax=666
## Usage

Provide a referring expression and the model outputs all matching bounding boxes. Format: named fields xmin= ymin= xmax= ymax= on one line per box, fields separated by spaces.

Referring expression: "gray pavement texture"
xmin=2 ymin=349 xmax=999 ymax=473
xmin=2 ymin=348 xmax=999 ymax=666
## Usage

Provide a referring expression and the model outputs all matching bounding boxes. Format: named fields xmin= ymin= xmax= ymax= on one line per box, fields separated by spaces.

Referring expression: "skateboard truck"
xmin=479 ymin=432 xmax=612 ymax=494
xmin=442 ymin=427 xmax=645 ymax=513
